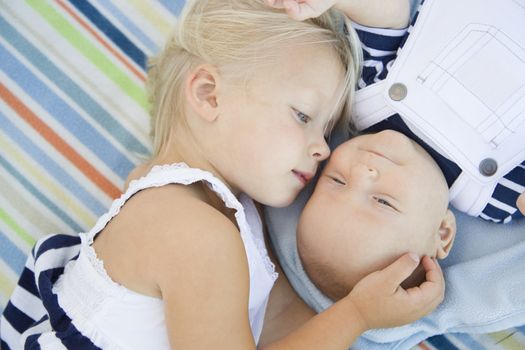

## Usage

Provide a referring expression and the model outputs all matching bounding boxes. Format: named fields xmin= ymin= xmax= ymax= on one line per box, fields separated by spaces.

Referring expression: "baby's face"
xmin=297 ymin=130 xmax=450 ymax=300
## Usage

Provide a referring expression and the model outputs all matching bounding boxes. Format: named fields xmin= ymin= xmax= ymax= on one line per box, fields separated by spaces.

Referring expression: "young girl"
xmin=0 ymin=1 xmax=444 ymax=349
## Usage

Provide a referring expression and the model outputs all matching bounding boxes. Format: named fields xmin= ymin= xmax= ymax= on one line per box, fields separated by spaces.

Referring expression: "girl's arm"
xmin=266 ymin=0 xmax=410 ymax=28
xmin=149 ymin=189 xmax=443 ymax=349
xmin=260 ymin=254 xmax=443 ymax=349
xmin=259 ymin=258 xmax=316 ymax=346
xmin=151 ymin=190 xmax=257 ymax=349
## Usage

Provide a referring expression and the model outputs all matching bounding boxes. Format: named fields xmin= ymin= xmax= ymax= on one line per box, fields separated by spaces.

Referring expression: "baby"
xmin=297 ymin=129 xmax=457 ymax=301
xmin=298 ymin=128 xmax=525 ymax=301
xmin=295 ymin=0 xmax=525 ymax=301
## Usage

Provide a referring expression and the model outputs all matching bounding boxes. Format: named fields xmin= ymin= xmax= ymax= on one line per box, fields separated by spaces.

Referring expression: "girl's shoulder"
xmin=95 ymin=181 xmax=248 ymax=299
xmin=123 ymin=162 xmax=153 ymax=190
xmin=131 ymin=183 xmax=239 ymax=238
xmin=117 ymin=182 xmax=245 ymax=260
xmin=119 ymin=162 xmax=242 ymax=249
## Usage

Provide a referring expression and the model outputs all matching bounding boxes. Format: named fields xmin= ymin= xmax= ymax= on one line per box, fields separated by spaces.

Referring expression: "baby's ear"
xmin=436 ymin=209 xmax=456 ymax=260
xmin=184 ymin=64 xmax=220 ymax=122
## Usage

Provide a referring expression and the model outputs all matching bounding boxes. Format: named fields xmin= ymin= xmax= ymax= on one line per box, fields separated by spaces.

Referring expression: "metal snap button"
xmin=479 ymin=158 xmax=498 ymax=176
xmin=388 ymin=83 xmax=407 ymax=101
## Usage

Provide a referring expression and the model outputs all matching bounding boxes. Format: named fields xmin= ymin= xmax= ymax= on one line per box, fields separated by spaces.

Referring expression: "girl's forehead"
xmin=263 ymin=43 xmax=344 ymax=75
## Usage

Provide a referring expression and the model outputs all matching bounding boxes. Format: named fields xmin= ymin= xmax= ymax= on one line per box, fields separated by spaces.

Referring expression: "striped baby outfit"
xmin=352 ymin=21 xmax=524 ymax=223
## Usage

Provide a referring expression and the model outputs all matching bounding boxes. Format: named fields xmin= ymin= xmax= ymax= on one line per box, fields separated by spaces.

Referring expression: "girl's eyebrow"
xmin=296 ymin=88 xmax=320 ymax=108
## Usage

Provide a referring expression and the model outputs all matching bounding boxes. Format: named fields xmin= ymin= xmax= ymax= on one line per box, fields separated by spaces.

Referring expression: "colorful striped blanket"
xmin=0 ymin=1 xmax=523 ymax=349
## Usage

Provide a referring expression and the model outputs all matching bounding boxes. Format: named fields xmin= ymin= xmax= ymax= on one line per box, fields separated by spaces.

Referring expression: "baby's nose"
xmin=352 ymin=163 xmax=379 ymax=181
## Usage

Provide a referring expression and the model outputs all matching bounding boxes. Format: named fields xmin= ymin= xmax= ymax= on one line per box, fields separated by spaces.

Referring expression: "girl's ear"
xmin=436 ymin=209 xmax=456 ymax=260
xmin=184 ymin=64 xmax=220 ymax=122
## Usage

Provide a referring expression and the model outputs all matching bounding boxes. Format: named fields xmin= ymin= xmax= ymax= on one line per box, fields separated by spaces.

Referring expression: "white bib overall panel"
xmin=352 ymin=0 xmax=525 ymax=216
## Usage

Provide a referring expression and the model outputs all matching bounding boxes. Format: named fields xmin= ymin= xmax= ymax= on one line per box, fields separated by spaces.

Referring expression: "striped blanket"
xmin=0 ymin=1 xmax=523 ymax=349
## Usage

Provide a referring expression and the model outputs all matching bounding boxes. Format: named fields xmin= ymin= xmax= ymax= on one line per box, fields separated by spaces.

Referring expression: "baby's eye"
xmin=374 ymin=196 xmax=396 ymax=210
xmin=331 ymin=177 xmax=346 ymax=186
xmin=293 ymin=109 xmax=311 ymax=124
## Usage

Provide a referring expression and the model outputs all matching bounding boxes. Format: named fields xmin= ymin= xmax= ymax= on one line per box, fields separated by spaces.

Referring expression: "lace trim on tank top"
xmin=82 ymin=162 xmax=276 ymax=287
xmin=254 ymin=236 xmax=279 ymax=281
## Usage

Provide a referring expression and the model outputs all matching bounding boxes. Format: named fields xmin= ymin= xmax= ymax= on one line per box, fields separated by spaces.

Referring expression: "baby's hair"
xmin=147 ymin=0 xmax=362 ymax=157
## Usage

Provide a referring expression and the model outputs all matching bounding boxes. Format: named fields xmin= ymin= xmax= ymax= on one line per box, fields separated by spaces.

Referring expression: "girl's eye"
xmin=294 ymin=109 xmax=311 ymax=124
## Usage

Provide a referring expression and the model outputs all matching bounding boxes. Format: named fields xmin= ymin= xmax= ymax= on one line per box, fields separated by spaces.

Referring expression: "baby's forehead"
xmin=335 ymin=136 xmax=363 ymax=152
xmin=325 ymin=139 xmax=358 ymax=165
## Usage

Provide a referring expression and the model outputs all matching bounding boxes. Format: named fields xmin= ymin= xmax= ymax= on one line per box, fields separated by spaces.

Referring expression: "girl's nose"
xmin=310 ymin=137 xmax=331 ymax=161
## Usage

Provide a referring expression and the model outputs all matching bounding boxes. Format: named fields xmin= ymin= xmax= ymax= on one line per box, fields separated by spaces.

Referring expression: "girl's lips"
xmin=292 ymin=170 xmax=314 ymax=185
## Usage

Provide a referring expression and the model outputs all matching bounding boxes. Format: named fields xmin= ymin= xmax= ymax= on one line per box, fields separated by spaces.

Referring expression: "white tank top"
xmin=52 ymin=163 xmax=278 ymax=349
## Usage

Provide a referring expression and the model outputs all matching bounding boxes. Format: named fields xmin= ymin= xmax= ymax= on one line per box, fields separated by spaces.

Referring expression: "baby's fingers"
xmin=404 ymin=257 xmax=445 ymax=309
xmin=265 ymin=0 xmax=332 ymax=21
xmin=422 ymin=256 xmax=444 ymax=285
xmin=380 ymin=253 xmax=421 ymax=291
xmin=282 ymin=1 xmax=321 ymax=21
xmin=264 ymin=0 xmax=286 ymax=8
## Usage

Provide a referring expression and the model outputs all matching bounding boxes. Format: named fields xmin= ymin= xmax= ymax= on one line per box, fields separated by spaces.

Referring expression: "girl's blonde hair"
xmin=147 ymin=0 xmax=362 ymax=157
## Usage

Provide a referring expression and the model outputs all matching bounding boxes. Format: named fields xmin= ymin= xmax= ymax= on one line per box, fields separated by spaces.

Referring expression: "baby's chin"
xmin=297 ymin=248 xmax=355 ymax=301
xmin=301 ymin=245 xmax=431 ymax=302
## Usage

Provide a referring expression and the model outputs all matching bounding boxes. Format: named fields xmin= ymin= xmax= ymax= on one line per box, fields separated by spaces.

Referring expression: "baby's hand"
xmin=518 ymin=192 xmax=525 ymax=216
xmin=265 ymin=0 xmax=410 ymax=28
xmin=347 ymin=254 xmax=445 ymax=330
xmin=264 ymin=0 xmax=337 ymax=21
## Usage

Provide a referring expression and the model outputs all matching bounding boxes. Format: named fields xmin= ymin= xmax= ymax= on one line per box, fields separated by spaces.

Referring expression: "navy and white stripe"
xmin=353 ymin=19 xmax=524 ymax=223
xmin=480 ymin=162 xmax=525 ymax=223
xmin=0 ymin=234 xmax=101 ymax=349
xmin=353 ymin=22 xmax=407 ymax=89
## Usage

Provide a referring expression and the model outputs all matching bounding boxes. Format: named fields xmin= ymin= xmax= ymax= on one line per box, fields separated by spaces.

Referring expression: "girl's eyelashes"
xmin=293 ymin=108 xmax=312 ymax=124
